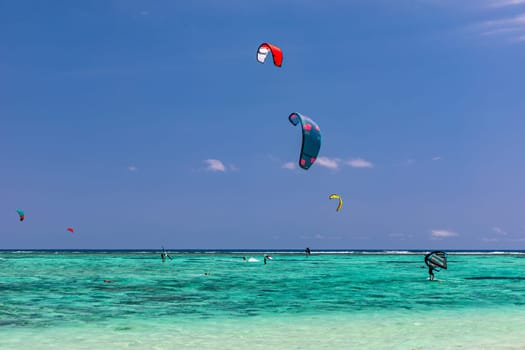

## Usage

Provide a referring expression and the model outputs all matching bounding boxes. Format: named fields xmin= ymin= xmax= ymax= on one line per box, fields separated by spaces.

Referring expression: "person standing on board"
xmin=428 ymin=265 xmax=435 ymax=281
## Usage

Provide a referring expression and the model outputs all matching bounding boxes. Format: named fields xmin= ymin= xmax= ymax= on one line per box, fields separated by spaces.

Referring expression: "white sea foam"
xmin=452 ymin=251 xmax=525 ymax=255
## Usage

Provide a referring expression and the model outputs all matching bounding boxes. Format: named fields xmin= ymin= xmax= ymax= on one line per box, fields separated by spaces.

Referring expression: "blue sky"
xmin=2 ymin=0 xmax=525 ymax=249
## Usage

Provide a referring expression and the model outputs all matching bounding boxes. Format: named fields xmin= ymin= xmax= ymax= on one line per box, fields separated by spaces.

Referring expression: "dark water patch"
xmin=116 ymin=299 xmax=144 ymax=306
xmin=198 ymin=284 xmax=221 ymax=292
xmin=368 ymin=294 xmax=386 ymax=298
xmin=146 ymin=294 xmax=200 ymax=303
xmin=465 ymin=277 xmax=525 ymax=280
xmin=93 ymin=285 xmax=159 ymax=293
xmin=0 ymin=319 xmax=31 ymax=327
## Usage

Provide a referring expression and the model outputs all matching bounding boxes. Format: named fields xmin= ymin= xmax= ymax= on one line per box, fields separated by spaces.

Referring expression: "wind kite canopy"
xmin=329 ymin=194 xmax=343 ymax=212
xmin=67 ymin=227 xmax=75 ymax=233
xmin=16 ymin=209 xmax=24 ymax=222
xmin=425 ymin=251 xmax=447 ymax=270
xmin=289 ymin=112 xmax=321 ymax=170
xmin=257 ymin=43 xmax=283 ymax=67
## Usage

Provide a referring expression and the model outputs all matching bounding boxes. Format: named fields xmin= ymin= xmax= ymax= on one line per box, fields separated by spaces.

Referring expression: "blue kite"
xmin=289 ymin=112 xmax=321 ymax=170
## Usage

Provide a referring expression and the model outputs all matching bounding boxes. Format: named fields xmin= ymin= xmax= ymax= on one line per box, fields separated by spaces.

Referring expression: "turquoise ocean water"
xmin=1 ymin=250 xmax=525 ymax=349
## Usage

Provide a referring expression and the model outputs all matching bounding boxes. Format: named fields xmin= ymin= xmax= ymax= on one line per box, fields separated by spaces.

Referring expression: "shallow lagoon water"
xmin=1 ymin=251 xmax=525 ymax=349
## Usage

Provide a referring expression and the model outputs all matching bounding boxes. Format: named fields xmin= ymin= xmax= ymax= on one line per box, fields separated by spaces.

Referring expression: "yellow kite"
xmin=329 ymin=194 xmax=343 ymax=212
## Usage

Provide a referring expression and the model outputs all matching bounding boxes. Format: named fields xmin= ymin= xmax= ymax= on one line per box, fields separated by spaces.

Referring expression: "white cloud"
xmin=316 ymin=157 xmax=340 ymax=169
xmin=429 ymin=0 xmax=525 ymax=42
xmin=434 ymin=0 xmax=525 ymax=9
xmin=432 ymin=156 xmax=442 ymax=161
xmin=492 ymin=226 xmax=508 ymax=235
xmin=480 ymin=27 xmax=524 ymax=36
xmin=300 ymin=233 xmax=341 ymax=240
xmin=346 ymin=158 xmax=374 ymax=168
xmin=431 ymin=229 xmax=459 ymax=238
xmin=483 ymin=13 xmax=525 ymax=28
xmin=128 ymin=165 xmax=138 ymax=172
xmin=476 ymin=13 xmax=525 ymax=42
xmin=482 ymin=237 xmax=500 ymax=242
xmin=489 ymin=0 xmax=525 ymax=7
xmin=204 ymin=159 xmax=226 ymax=172
xmin=281 ymin=162 xmax=296 ymax=170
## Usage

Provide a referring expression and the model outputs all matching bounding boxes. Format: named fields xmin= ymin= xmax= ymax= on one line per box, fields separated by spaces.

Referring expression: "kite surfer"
xmin=263 ymin=254 xmax=272 ymax=264
xmin=424 ymin=251 xmax=447 ymax=281
xmin=305 ymin=247 xmax=311 ymax=256
xmin=428 ymin=265 xmax=435 ymax=281
xmin=161 ymin=247 xmax=172 ymax=263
